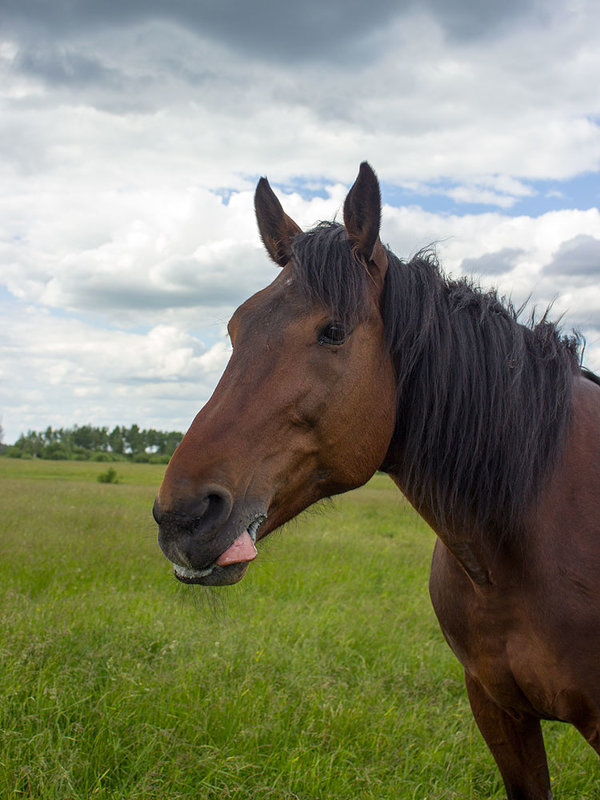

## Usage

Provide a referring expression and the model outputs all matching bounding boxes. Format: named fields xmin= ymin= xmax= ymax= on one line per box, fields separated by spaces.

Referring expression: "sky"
xmin=1 ymin=0 xmax=600 ymax=444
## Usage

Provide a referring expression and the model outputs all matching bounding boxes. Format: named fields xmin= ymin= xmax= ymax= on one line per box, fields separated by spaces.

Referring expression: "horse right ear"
xmin=254 ymin=178 xmax=303 ymax=268
xmin=343 ymin=162 xmax=388 ymax=283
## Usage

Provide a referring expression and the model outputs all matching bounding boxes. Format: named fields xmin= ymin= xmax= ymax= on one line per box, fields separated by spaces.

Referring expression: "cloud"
xmin=381 ymin=204 xmax=600 ymax=332
xmin=16 ymin=46 xmax=119 ymax=91
xmin=543 ymin=234 xmax=600 ymax=279
xmin=0 ymin=305 xmax=232 ymax=440
xmin=460 ymin=248 xmax=525 ymax=276
xmin=0 ymin=181 xmax=348 ymax=323
xmin=2 ymin=193 xmax=600 ymax=444
xmin=3 ymin=0 xmax=541 ymax=66
xmin=2 ymin=2 xmax=599 ymax=190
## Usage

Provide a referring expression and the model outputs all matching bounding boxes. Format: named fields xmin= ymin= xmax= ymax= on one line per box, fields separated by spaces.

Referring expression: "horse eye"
xmin=318 ymin=323 xmax=348 ymax=346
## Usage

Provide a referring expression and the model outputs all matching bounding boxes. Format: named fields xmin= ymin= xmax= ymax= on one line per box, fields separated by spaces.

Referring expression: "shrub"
xmin=97 ymin=467 xmax=120 ymax=484
xmin=148 ymin=454 xmax=170 ymax=464
xmin=92 ymin=452 xmax=113 ymax=462
xmin=5 ymin=447 xmax=23 ymax=459
xmin=43 ymin=445 xmax=69 ymax=460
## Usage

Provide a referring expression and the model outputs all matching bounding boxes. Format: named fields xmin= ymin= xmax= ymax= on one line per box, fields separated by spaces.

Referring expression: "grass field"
xmin=0 ymin=458 xmax=598 ymax=799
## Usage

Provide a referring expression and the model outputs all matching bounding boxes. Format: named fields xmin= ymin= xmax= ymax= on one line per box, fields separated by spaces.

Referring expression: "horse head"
xmin=154 ymin=163 xmax=397 ymax=585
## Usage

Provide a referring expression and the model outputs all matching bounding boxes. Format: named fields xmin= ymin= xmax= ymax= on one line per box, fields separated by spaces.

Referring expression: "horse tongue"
xmin=215 ymin=530 xmax=258 ymax=567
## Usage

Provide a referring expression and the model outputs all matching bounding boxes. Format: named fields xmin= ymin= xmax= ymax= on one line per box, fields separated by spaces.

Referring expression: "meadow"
xmin=0 ymin=458 xmax=597 ymax=799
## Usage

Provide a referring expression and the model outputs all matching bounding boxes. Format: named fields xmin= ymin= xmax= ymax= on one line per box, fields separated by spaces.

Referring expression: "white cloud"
xmin=383 ymin=203 xmax=600 ymax=339
xmin=0 ymin=306 xmax=233 ymax=441
xmin=2 ymin=194 xmax=600 ymax=443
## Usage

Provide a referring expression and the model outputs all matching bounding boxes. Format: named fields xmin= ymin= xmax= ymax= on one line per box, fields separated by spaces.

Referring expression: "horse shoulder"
xmin=429 ymin=373 xmax=600 ymax=722
xmin=429 ymin=539 xmax=537 ymax=714
xmin=532 ymin=373 xmax=600 ymax=585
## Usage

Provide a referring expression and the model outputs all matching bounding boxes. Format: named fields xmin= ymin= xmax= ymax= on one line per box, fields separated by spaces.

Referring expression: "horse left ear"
xmin=343 ymin=162 xmax=388 ymax=282
xmin=255 ymin=177 xmax=303 ymax=268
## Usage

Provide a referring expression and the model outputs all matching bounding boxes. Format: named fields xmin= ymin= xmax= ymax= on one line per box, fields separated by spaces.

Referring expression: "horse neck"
xmin=384 ymin=461 xmax=494 ymax=586
xmin=376 ymin=261 xmax=578 ymax=586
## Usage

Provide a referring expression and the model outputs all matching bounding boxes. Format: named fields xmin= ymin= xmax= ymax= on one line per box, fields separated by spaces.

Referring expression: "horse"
xmin=154 ymin=162 xmax=600 ymax=799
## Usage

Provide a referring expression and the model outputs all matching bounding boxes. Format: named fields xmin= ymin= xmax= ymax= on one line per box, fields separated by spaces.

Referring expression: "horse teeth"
xmin=247 ymin=515 xmax=266 ymax=543
xmin=173 ymin=564 xmax=213 ymax=579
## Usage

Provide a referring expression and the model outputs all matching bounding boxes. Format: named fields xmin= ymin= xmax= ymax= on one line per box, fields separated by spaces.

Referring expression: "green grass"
xmin=0 ymin=458 xmax=597 ymax=798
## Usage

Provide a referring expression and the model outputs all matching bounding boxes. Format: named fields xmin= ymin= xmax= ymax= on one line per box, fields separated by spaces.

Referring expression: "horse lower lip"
xmin=173 ymin=564 xmax=214 ymax=582
xmin=171 ymin=515 xmax=267 ymax=584
xmin=174 ymin=561 xmax=251 ymax=586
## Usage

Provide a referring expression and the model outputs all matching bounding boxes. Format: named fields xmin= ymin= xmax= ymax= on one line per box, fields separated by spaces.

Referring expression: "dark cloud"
xmin=544 ymin=235 xmax=600 ymax=278
xmin=4 ymin=0 xmax=539 ymax=64
xmin=461 ymin=248 xmax=524 ymax=275
xmin=67 ymin=283 xmax=249 ymax=312
xmin=10 ymin=43 xmax=164 ymax=114
xmin=426 ymin=0 xmax=534 ymax=40
xmin=58 ymin=264 xmax=268 ymax=314
xmin=16 ymin=47 xmax=120 ymax=90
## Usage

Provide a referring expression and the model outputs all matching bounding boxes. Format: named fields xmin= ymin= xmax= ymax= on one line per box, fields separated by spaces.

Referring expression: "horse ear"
xmin=343 ymin=162 xmax=388 ymax=281
xmin=254 ymin=177 xmax=302 ymax=268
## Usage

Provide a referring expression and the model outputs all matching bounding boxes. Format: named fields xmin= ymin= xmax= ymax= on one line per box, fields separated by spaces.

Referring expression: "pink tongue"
xmin=215 ymin=530 xmax=258 ymax=567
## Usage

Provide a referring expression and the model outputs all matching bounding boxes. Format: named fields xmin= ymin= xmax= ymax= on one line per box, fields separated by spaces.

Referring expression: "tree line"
xmin=5 ymin=424 xmax=184 ymax=463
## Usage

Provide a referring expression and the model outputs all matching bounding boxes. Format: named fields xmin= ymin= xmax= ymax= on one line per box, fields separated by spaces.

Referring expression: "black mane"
xmin=291 ymin=222 xmax=583 ymax=538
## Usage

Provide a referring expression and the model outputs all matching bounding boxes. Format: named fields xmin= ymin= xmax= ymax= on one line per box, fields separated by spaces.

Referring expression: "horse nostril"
xmin=195 ymin=491 xmax=231 ymax=530
xmin=155 ymin=485 xmax=234 ymax=569
xmin=164 ymin=484 xmax=234 ymax=536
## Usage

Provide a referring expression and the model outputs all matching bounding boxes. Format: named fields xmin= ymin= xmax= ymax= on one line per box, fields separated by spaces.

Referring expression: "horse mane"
xmin=291 ymin=222 xmax=583 ymax=539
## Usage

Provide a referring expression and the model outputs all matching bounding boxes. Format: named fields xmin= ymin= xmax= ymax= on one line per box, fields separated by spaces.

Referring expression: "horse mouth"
xmin=172 ymin=516 xmax=265 ymax=586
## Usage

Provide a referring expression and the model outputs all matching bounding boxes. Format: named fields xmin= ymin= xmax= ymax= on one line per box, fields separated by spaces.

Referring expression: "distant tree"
xmin=44 ymin=442 xmax=70 ymax=460
xmin=163 ymin=431 xmax=182 ymax=456
xmin=95 ymin=426 xmax=109 ymax=451
xmin=108 ymin=426 xmax=125 ymax=455
xmin=57 ymin=427 xmax=74 ymax=451
xmin=14 ymin=431 xmax=32 ymax=456
xmin=145 ymin=428 xmax=159 ymax=452
xmin=73 ymin=424 xmax=94 ymax=450
xmin=44 ymin=426 xmax=58 ymax=445
xmin=6 ymin=423 xmax=183 ymax=460
xmin=125 ymin=424 xmax=144 ymax=455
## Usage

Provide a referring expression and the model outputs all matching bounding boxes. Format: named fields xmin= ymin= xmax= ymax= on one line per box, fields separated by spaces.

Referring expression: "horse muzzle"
xmin=153 ymin=489 xmax=267 ymax=586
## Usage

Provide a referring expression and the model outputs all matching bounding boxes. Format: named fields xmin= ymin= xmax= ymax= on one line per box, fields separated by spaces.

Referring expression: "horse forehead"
xmin=231 ymin=273 xmax=315 ymax=335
